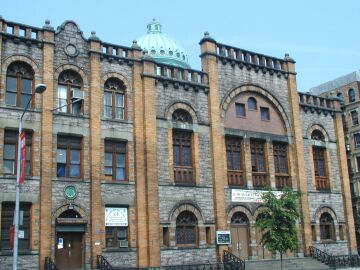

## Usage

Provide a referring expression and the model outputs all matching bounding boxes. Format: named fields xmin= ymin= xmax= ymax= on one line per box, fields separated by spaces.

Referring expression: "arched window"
xmin=57 ymin=70 xmax=83 ymax=115
xmin=172 ymin=109 xmax=193 ymax=124
xmin=320 ymin=213 xmax=335 ymax=241
xmin=6 ymin=61 xmax=34 ymax=107
xmin=58 ymin=209 xmax=81 ymax=218
xmin=337 ymin=92 xmax=344 ymax=106
xmin=311 ymin=130 xmax=325 ymax=141
xmin=104 ymin=78 xmax=126 ymax=120
xmin=348 ymin=88 xmax=356 ymax=103
xmin=247 ymin=97 xmax=257 ymax=110
xmin=231 ymin=212 xmax=249 ymax=225
xmin=176 ymin=211 xmax=198 ymax=245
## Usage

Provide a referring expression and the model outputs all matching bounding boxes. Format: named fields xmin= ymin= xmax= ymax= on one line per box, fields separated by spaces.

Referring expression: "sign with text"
xmin=105 ymin=207 xmax=128 ymax=227
xmin=231 ymin=189 xmax=282 ymax=203
xmin=19 ymin=131 xmax=26 ymax=185
xmin=216 ymin=231 xmax=231 ymax=245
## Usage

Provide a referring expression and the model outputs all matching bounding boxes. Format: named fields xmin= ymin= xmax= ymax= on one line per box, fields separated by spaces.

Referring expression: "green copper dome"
xmin=137 ymin=19 xmax=190 ymax=69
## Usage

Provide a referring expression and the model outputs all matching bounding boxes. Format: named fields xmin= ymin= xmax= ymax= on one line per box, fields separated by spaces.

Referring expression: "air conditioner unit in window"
xmin=71 ymin=89 xmax=84 ymax=99
xmin=119 ymin=240 xmax=128 ymax=248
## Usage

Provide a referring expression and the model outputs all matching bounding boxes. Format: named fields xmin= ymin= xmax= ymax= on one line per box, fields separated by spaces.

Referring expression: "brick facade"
xmin=0 ymin=18 xmax=357 ymax=270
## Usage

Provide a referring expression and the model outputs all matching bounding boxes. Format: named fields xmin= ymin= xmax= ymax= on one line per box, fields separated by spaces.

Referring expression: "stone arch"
xmin=102 ymin=72 xmax=132 ymax=91
xmin=53 ymin=203 xmax=88 ymax=221
xmin=227 ymin=205 xmax=253 ymax=224
xmin=2 ymin=54 xmax=41 ymax=76
xmin=253 ymin=205 xmax=270 ymax=221
xmin=314 ymin=206 xmax=338 ymax=224
xmin=169 ymin=201 xmax=204 ymax=225
xmin=165 ymin=101 xmax=199 ymax=125
xmin=220 ymin=83 xmax=291 ymax=136
xmin=54 ymin=64 xmax=88 ymax=87
xmin=306 ymin=124 xmax=330 ymax=142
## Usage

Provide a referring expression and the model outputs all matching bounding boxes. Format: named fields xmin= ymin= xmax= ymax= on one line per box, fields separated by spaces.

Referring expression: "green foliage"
xmin=255 ymin=188 xmax=301 ymax=256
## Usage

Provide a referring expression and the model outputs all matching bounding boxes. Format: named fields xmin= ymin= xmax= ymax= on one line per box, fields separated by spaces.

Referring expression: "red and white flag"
xmin=19 ymin=132 xmax=26 ymax=185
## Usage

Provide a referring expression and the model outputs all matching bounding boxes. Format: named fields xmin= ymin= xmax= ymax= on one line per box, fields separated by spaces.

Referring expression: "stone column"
xmin=39 ymin=20 xmax=55 ymax=269
xmin=88 ymin=32 xmax=103 ymax=267
xmin=284 ymin=54 xmax=311 ymax=256
xmin=244 ymin=138 xmax=253 ymax=188
xmin=200 ymin=33 xmax=228 ymax=258
xmin=333 ymin=99 xmax=358 ymax=254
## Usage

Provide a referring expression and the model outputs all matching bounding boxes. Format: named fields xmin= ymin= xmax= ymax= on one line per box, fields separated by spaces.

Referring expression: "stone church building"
xmin=0 ymin=16 xmax=357 ymax=269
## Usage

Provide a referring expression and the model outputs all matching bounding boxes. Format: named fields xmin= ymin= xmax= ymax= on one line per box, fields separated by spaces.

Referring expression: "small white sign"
xmin=18 ymin=230 xmax=24 ymax=239
xmin=105 ymin=208 xmax=128 ymax=227
xmin=232 ymin=189 xmax=282 ymax=203
xmin=216 ymin=231 xmax=231 ymax=245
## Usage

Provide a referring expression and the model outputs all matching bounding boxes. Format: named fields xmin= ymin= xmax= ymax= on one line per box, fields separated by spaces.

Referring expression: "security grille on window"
xmin=355 ymin=133 xmax=360 ymax=148
xmin=57 ymin=70 xmax=84 ymax=115
xmin=173 ymin=130 xmax=193 ymax=184
xmin=320 ymin=213 xmax=335 ymax=241
xmin=1 ymin=203 xmax=30 ymax=250
xmin=176 ymin=211 xmax=198 ymax=245
xmin=3 ymin=130 xmax=32 ymax=175
xmin=5 ymin=61 xmax=34 ymax=108
xmin=57 ymin=136 xmax=82 ymax=178
xmin=104 ymin=140 xmax=127 ymax=181
xmin=351 ymin=111 xmax=359 ymax=125
xmin=104 ymin=78 xmax=125 ymax=120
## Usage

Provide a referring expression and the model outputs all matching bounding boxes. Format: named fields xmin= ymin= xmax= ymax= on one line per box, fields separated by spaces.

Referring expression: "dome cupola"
xmin=137 ymin=19 xmax=190 ymax=69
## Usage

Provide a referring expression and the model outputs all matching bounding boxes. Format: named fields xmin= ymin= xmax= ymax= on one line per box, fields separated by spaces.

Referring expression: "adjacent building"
xmin=0 ymin=16 xmax=357 ymax=269
xmin=310 ymin=71 xmax=360 ymax=251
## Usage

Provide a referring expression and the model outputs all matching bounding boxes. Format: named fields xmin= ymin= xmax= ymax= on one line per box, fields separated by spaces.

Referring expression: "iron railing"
xmin=310 ymin=246 xmax=360 ymax=268
xmin=97 ymin=252 xmax=245 ymax=270
xmin=223 ymin=250 xmax=245 ymax=270
xmin=44 ymin=257 xmax=58 ymax=270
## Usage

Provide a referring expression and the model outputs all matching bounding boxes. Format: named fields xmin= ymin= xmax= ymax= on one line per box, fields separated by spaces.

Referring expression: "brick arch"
xmin=165 ymin=101 xmax=199 ymax=125
xmin=53 ymin=203 xmax=88 ymax=221
xmin=220 ymin=84 xmax=291 ymax=136
xmin=306 ymin=124 xmax=330 ymax=142
xmin=2 ymin=54 xmax=41 ymax=76
xmin=54 ymin=64 xmax=88 ymax=86
xmin=102 ymin=72 xmax=132 ymax=91
xmin=314 ymin=206 xmax=338 ymax=224
xmin=227 ymin=205 xmax=253 ymax=224
xmin=169 ymin=201 xmax=204 ymax=225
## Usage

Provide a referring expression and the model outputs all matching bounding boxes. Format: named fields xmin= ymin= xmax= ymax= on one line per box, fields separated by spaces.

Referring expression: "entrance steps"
xmin=245 ymin=257 xmax=333 ymax=270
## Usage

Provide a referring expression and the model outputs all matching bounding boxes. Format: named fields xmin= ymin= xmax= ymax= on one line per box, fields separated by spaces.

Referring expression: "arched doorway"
xmin=230 ymin=212 xmax=250 ymax=259
xmin=55 ymin=209 xmax=87 ymax=270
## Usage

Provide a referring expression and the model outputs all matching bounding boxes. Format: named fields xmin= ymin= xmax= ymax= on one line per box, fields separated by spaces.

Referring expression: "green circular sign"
xmin=64 ymin=185 xmax=77 ymax=200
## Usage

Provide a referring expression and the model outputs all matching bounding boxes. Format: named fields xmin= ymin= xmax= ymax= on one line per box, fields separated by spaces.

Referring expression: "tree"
xmin=255 ymin=188 xmax=301 ymax=270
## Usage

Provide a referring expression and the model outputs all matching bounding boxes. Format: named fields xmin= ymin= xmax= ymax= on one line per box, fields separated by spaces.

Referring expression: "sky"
xmin=1 ymin=0 xmax=359 ymax=91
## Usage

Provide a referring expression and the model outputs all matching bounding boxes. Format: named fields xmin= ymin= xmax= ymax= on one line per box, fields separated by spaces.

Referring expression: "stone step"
xmin=245 ymin=257 xmax=333 ymax=270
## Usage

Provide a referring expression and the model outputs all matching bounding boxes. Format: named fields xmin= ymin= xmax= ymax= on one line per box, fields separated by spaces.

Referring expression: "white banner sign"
xmin=231 ymin=189 xmax=282 ymax=203
xmin=105 ymin=208 xmax=128 ymax=227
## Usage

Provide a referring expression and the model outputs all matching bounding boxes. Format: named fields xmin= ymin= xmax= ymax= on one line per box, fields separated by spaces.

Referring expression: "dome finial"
xmin=147 ymin=18 xmax=162 ymax=33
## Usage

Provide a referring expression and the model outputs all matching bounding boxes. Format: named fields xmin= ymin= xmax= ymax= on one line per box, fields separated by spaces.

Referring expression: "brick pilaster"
xmin=285 ymin=55 xmax=312 ymax=256
xmin=89 ymin=35 xmax=103 ymax=267
xmin=333 ymin=101 xmax=358 ymax=254
xmin=133 ymin=54 xmax=149 ymax=266
xmin=142 ymin=59 xmax=161 ymax=266
xmin=39 ymin=24 xmax=55 ymax=269
xmin=200 ymin=35 xmax=228 ymax=257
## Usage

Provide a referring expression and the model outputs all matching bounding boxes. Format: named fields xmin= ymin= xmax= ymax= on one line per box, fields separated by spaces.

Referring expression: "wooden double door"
xmin=55 ymin=232 xmax=83 ymax=270
xmin=231 ymin=225 xmax=250 ymax=259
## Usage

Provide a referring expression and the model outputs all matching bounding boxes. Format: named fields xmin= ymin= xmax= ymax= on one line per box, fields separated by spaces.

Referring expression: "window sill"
xmin=101 ymin=180 xmax=134 ymax=185
xmin=53 ymin=177 xmax=89 ymax=182
xmin=174 ymin=182 xmax=196 ymax=187
xmin=161 ymin=245 xmax=213 ymax=251
xmin=0 ymin=105 xmax=41 ymax=113
xmin=53 ymin=112 xmax=89 ymax=119
xmin=316 ymin=189 xmax=331 ymax=193
xmin=102 ymin=118 xmax=133 ymax=124
xmin=0 ymin=175 xmax=40 ymax=181
xmin=103 ymin=247 xmax=135 ymax=253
